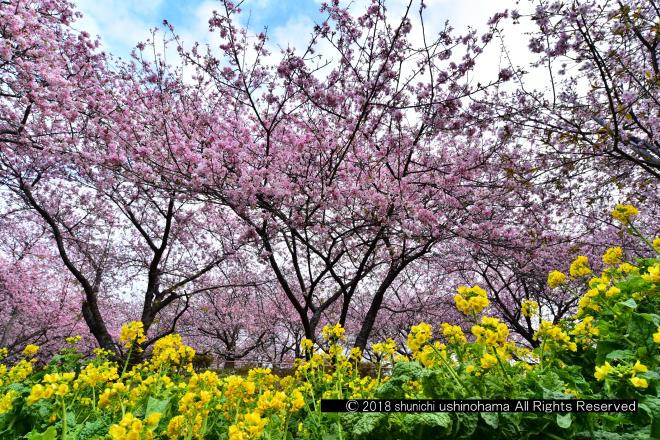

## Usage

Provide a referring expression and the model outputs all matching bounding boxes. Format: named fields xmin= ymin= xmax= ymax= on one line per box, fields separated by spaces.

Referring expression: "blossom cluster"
xmin=453 ymin=285 xmax=489 ymax=315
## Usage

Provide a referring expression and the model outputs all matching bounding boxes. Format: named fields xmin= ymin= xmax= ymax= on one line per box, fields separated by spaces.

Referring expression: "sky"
xmin=74 ymin=0 xmax=535 ymax=65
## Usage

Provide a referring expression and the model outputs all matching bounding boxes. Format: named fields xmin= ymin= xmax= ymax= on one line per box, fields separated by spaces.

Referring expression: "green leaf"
xmin=145 ymin=396 xmax=170 ymax=416
xmin=376 ymin=361 xmax=424 ymax=398
xmin=26 ymin=426 xmax=57 ymax=440
xmin=76 ymin=419 xmax=108 ymax=440
xmin=605 ymin=350 xmax=634 ymax=361
xmin=453 ymin=412 xmax=478 ymax=438
xmin=480 ymin=411 xmax=499 ymax=429
xmin=351 ymin=413 xmax=387 ymax=437
xmin=617 ymin=298 xmax=637 ymax=310
xmin=390 ymin=361 xmax=423 ymax=382
xmin=539 ymin=371 xmax=568 ymax=398
xmin=616 ymin=277 xmax=648 ymax=298
xmin=403 ymin=413 xmax=451 ymax=430
xmin=627 ymin=313 xmax=655 ymax=344
xmin=596 ymin=340 xmax=626 ymax=365
xmin=637 ymin=313 xmax=660 ymax=326
xmin=640 ymin=396 xmax=660 ymax=440
xmin=556 ymin=412 xmax=572 ymax=429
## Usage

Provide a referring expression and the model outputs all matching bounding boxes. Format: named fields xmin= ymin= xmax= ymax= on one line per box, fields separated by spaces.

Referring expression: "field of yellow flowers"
xmin=0 ymin=206 xmax=658 ymax=439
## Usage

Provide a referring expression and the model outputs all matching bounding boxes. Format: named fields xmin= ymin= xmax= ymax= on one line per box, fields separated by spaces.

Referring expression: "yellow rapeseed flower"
xmin=414 ymin=342 xmax=445 ymax=368
xmin=602 ymin=247 xmax=623 ymax=265
xmin=0 ymin=390 xmax=16 ymax=414
xmin=27 ymin=384 xmax=45 ymax=405
xmin=372 ymin=338 xmax=397 ymax=357
xmin=166 ymin=415 xmax=187 ymax=439
xmin=570 ymin=316 xmax=599 ymax=339
xmin=594 ymin=362 xmax=612 ymax=381
xmin=641 ymin=264 xmax=659 ymax=283
xmin=472 ymin=316 xmax=509 ymax=348
xmin=632 ymin=361 xmax=648 ymax=375
xmin=441 ymin=323 xmax=466 ymax=344
xmin=547 ymin=270 xmax=567 ymax=288
xmin=150 ymin=334 xmax=195 ymax=371
xmin=119 ymin=321 xmax=146 ymax=349
xmin=407 ymin=323 xmax=433 ymax=353
xmin=569 ymin=256 xmax=591 ymax=278
xmin=7 ymin=360 xmax=33 ymax=383
xmin=321 ymin=324 xmax=345 ymax=341
xmin=611 ymin=204 xmax=639 ymax=224
xmin=630 ymin=377 xmax=648 ymax=389
xmin=290 ymin=389 xmax=305 ymax=411
xmin=605 ymin=286 xmax=620 ymax=298
xmin=350 ymin=347 xmax=362 ymax=362
xmin=480 ymin=353 xmax=498 ymax=369
xmin=535 ymin=321 xmax=577 ymax=352
xmin=453 ymin=285 xmax=489 ymax=315
xmin=521 ymin=299 xmax=539 ymax=317
xmin=22 ymin=344 xmax=39 ymax=357
xmin=109 ymin=413 xmax=145 ymax=440
xmin=618 ymin=262 xmax=636 ymax=273
xmin=65 ymin=336 xmax=82 ymax=345
xmin=300 ymin=338 xmax=314 ymax=353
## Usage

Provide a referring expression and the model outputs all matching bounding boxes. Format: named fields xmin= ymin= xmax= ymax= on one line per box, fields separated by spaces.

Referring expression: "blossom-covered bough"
xmin=493 ymin=0 xmax=659 ymax=182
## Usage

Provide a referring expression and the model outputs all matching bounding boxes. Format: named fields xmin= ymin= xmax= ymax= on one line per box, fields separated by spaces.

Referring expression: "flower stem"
xmin=60 ymin=397 xmax=67 ymax=440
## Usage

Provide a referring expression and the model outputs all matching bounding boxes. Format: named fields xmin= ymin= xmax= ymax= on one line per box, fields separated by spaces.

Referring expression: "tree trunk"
xmin=81 ymin=299 xmax=117 ymax=355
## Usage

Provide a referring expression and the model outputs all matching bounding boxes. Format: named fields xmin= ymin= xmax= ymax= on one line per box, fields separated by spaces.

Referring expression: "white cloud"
xmin=73 ymin=0 xmax=548 ymax=93
xmin=75 ymin=0 xmax=166 ymax=56
xmin=270 ymin=15 xmax=316 ymax=53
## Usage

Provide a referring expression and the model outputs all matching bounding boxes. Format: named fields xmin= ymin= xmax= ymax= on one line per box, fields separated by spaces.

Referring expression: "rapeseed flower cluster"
xmin=472 ymin=316 xmax=509 ymax=347
xmin=569 ymin=256 xmax=591 ymax=278
xmin=570 ymin=316 xmax=599 ymax=347
xmin=109 ymin=412 xmax=160 ymax=440
xmin=321 ymin=323 xmax=345 ymax=341
xmin=642 ymin=264 xmax=659 ymax=284
xmin=0 ymin=390 xmax=16 ymax=414
xmin=602 ymin=246 xmax=623 ymax=265
xmin=520 ymin=299 xmax=539 ymax=317
xmin=406 ymin=322 xmax=433 ymax=353
xmin=149 ymin=334 xmax=196 ymax=372
xmin=372 ymin=338 xmax=397 ymax=357
xmin=415 ymin=341 xmax=447 ymax=368
xmin=547 ymin=270 xmax=567 ymax=288
xmin=300 ymin=338 xmax=314 ymax=354
xmin=120 ymin=321 xmax=147 ymax=349
xmin=22 ymin=344 xmax=39 ymax=357
xmin=441 ymin=323 xmax=467 ymax=344
xmin=453 ymin=285 xmax=489 ymax=315
xmin=595 ymin=360 xmax=650 ymax=390
xmin=534 ymin=321 xmax=577 ymax=352
xmin=611 ymin=204 xmax=639 ymax=224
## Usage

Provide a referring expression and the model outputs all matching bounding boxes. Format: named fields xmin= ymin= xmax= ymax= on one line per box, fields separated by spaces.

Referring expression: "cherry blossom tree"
xmin=0 ymin=221 xmax=86 ymax=359
xmin=2 ymin=0 xmax=656 ymax=359
xmin=141 ymin=0 xmax=536 ymax=350
xmin=494 ymin=0 xmax=658 ymax=182
xmin=0 ymin=0 xmax=243 ymax=358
